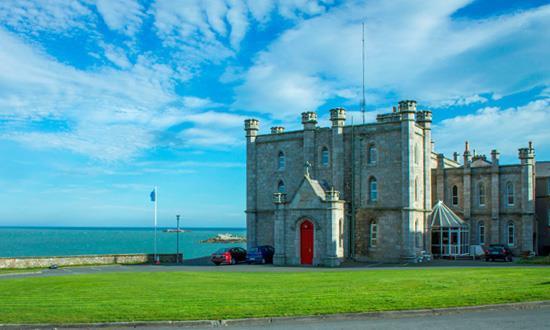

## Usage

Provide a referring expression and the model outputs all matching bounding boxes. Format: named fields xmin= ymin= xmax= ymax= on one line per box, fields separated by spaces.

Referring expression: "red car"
xmin=211 ymin=247 xmax=247 ymax=265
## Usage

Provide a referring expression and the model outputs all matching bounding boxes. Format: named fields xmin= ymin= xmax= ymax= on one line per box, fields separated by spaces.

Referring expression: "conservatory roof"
xmin=430 ymin=201 xmax=467 ymax=228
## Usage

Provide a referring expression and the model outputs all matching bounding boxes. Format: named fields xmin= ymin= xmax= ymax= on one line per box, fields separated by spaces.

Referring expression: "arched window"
xmin=369 ymin=177 xmax=378 ymax=202
xmin=368 ymin=144 xmax=377 ymax=164
xmin=321 ymin=147 xmax=329 ymax=166
xmin=370 ymin=220 xmax=378 ymax=247
xmin=278 ymin=151 xmax=285 ymax=170
xmin=414 ymin=220 xmax=420 ymax=248
xmin=478 ymin=183 xmax=486 ymax=206
xmin=506 ymin=182 xmax=514 ymax=206
xmin=452 ymin=185 xmax=458 ymax=206
xmin=507 ymin=221 xmax=515 ymax=246
xmin=478 ymin=221 xmax=485 ymax=245
xmin=339 ymin=219 xmax=343 ymax=248
xmin=414 ymin=177 xmax=418 ymax=202
xmin=277 ymin=180 xmax=286 ymax=193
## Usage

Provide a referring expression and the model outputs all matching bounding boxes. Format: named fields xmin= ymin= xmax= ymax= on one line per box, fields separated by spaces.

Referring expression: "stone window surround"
xmin=506 ymin=181 xmax=515 ymax=206
xmin=507 ymin=221 xmax=515 ymax=246
xmin=369 ymin=176 xmax=378 ymax=202
xmin=451 ymin=185 xmax=459 ymax=206
xmin=320 ymin=146 xmax=330 ymax=167
xmin=478 ymin=221 xmax=485 ymax=245
xmin=478 ymin=182 xmax=486 ymax=207
xmin=369 ymin=220 xmax=378 ymax=247
xmin=367 ymin=143 xmax=377 ymax=165
xmin=277 ymin=151 xmax=286 ymax=170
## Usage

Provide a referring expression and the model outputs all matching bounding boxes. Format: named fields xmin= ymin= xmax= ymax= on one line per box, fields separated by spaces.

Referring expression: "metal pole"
xmin=176 ymin=214 xmax=181 ymax=264
xmin=154 ymin=186 xmax=158 ymax=264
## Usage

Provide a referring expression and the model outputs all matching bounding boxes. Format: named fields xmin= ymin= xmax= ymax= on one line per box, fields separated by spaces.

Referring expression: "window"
xmin=369 ymin=177 xmax=378 ymax=202
xmin=506 ymin=182 xmax=514 ymax=206
xmin=507 ymin=221 xmax=515 ymax=246
xmin=414 ymin=220 xmax=420 ymax=248
xmin=452 ymin=185 xmax=458 ymax=206
xmin=321 ymin=147 xmax=329 ymax=166
xmin=339 ymin=219 xmax=343 ymax=248
xmin=368 ymin=144 xmax=377 ymax=164
xmin=415 ymin=178 xmax=419 ymax=202
xmin=278 ymin=151 xmax=285 ymax=170
xmin=478 ymin=183 xmax=486 ymax=206
xmin=547 ymin=209 xmax=550 ymax=227
xmin=414 ymin=143 xmax=420 ymax=165
xmin=478 ymin=221 xmax=485 ymax=245
xmin=370 ymin=220 xmax=378 ymax=247
xmin=277 ymin=180 xmax=286 ymax=194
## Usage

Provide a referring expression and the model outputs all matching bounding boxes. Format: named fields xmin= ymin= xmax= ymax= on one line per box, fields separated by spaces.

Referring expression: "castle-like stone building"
xmin=244 ymin=100 xmax=548 ymax=266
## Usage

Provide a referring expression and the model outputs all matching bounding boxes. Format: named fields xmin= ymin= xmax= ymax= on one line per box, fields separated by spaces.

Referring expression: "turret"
xmin=301 ymin=111 xmax=318 ymax=130
xmin=491 ymin=149 xmax=500 ymax=166
xmin=329 ymin=107 xmax=346 ymax=128
xmin=463 ymin=141 xmax=471 ymax=167
xmin=325 ymin=187 xmax=341 ymax=202
xmin=270 ymin=126 xmax=284 ymax=134
xmin=398 ymin=100 xmax=416 ymax=121
xmin=519 ymin=141 xmax=535 ymax=165
xmin=244 ymin=119 xmax=259 ymax=140
xmin=416 ymin=110 xmax=432 ymax=129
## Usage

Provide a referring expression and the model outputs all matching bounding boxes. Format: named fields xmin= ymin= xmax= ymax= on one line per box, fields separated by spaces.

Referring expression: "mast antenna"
xmin=361 ymin=21 xmax=366 ymax=124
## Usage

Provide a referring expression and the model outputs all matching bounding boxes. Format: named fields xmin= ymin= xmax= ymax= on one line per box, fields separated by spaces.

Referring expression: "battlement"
xmin=273 ymin=192 xmax=286 ymax=204
xmin=271 ymin=126 xmax=285 ymax=134
xmin=398 ymin=100 xmax=417 ymax=112
xmin=325 ymin=187 xmax=341 ymax=202
xmin=244 ymin=119 xmax=259 ymax=137
xmin=519 ymin=141 xmax=535 ymax=163
xmin=301 ymin=111 xmax=318 ymax=124
xmin=416 ymin=110 xmax=432 ymax=123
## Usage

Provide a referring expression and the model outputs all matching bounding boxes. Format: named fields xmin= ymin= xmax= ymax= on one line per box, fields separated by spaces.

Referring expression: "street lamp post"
xmin=176 ymin=214 xmax=181 ymax=264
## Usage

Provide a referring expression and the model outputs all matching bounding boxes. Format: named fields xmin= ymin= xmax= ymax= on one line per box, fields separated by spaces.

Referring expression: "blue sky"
xmin=0 ymin=0 xmax=548 ymax=228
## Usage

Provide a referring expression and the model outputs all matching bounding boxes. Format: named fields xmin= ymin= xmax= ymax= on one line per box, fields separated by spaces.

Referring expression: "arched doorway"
xmin=300 ymin=220 xmax=314 ymax=265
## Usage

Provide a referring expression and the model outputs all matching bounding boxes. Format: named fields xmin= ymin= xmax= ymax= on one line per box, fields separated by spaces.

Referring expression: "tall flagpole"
xmin=361 ymin=21 xmax=366 ymax=124
xmin=154 ymin=186 xmax=158 ymax=264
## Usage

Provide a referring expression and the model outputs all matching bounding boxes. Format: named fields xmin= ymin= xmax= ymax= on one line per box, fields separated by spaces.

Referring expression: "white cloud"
xmin=432 ymin=99 xmax=550 ymax=160
xmin=94 ymin=0 xmax=144 ymax=36
xmin=0 ymin=0 xmax=93 ymax=34
xmin=181 ymin=97 xmax=222 ymax=109
xmin=232 ymin=1 xmax=550 ymax=118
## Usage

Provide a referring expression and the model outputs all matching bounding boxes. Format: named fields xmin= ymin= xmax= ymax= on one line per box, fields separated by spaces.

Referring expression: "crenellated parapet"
xmin=270 ymin=126 xmax=285 ymax=134
xmin=325 ymin=187 xmax=341 ymax=202
xmin=329 ymin=107 xmax=346 ymax=127
xmin=301 ymin=111 xmax=318 ymax=130
xmin=398 ymin=100 xmax=417 ymax=112
xmin=519 ymin=141 xmax=535 ymax=164
xmin=244 ymin=119 xmax=259 ymax=138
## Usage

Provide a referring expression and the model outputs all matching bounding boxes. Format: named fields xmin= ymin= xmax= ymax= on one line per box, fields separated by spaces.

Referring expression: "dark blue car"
xmin=246 ymin=245 xmax=274 ymax=264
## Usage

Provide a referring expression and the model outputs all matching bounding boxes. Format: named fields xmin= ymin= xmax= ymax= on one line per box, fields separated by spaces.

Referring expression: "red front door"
xmin=300 ymin=220 xmax=314 ymax=265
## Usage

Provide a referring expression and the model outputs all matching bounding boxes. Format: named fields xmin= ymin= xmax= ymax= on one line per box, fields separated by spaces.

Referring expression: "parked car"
xmin=211 ymin=247 xmax=247 ymax=265
xmin=247 ymin=245 xmax=275 ymax=264
xmin=484 ymin=244 xmax=513 ymax=262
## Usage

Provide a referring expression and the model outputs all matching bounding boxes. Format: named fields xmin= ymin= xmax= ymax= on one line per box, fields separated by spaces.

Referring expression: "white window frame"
xmin=478 ymin=221 xmax=485 ymax=245
xmin=478 ymin=183 xmax=486 ymax=207
xmin=506 ymin=182 xmax=514 ymax=206
xmin=507 ymin=222 xmax=515 ymax=246
xmin=370 ymin=221 xmax=378 ymax=247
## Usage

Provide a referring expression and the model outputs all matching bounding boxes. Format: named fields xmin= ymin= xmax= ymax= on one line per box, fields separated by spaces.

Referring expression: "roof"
xmin=430 ymin=201 xmax=467 ymax=228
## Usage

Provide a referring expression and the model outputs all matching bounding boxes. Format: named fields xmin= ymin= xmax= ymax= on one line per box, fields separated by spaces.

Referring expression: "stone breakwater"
xmin=0 ymin=253 xmax=182 ymax=269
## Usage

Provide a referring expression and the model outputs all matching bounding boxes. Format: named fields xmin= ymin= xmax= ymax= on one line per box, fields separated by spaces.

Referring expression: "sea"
xmin=0 ymin=227 xmax=246 ymax=259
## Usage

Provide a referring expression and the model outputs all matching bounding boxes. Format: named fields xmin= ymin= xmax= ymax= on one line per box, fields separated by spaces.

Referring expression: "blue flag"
xmin=150 ymin=189 xmax=156 ymax=202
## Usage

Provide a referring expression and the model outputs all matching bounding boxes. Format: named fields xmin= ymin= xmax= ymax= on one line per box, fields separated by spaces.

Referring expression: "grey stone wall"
xmin=0 ymin=253 xmax=182 ymax=269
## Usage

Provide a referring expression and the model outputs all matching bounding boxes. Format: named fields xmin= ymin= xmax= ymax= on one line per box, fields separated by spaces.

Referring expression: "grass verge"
xmin=518 ymin=255 xmax=550 ymax=265
xmin=0 ymin=267 xmax=549 ymax=324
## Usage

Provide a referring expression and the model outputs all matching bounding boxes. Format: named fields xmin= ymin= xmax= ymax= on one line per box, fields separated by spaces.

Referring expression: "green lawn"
xmin=0 ymin=267 xmax=549 ymax=324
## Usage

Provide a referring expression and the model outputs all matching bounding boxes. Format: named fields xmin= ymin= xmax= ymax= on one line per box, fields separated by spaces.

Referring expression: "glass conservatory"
xmin=430 ymin=201 xmax=470 ymax=257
